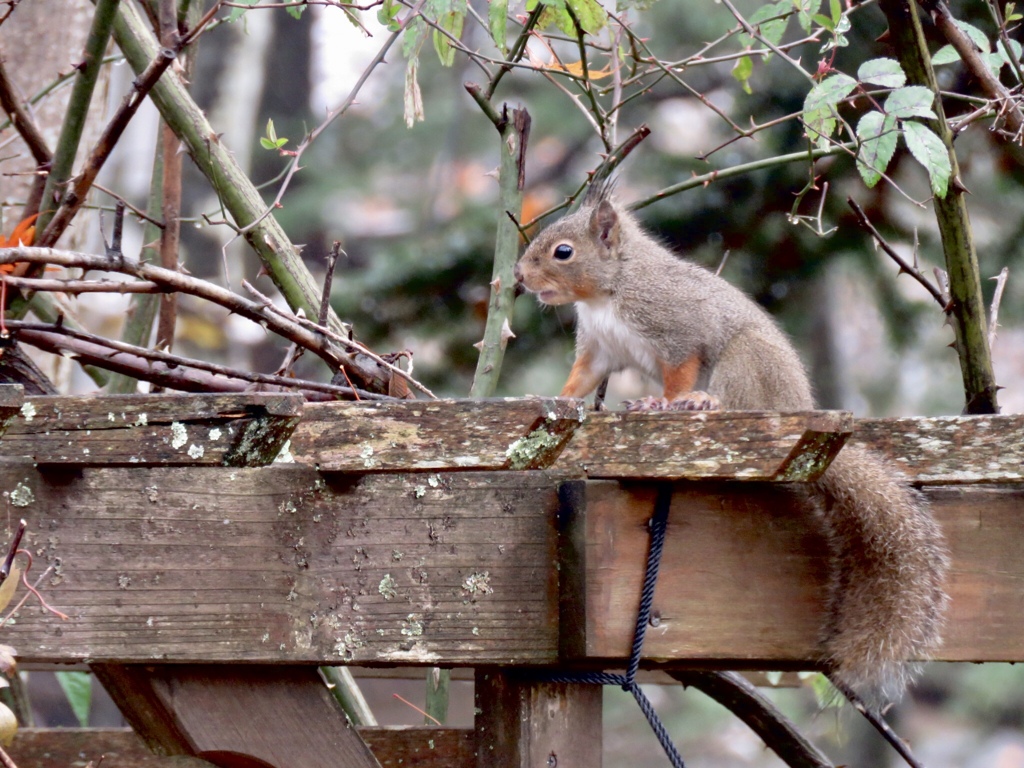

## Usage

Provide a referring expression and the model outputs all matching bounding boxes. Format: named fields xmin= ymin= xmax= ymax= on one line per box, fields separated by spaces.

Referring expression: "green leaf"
xmin=931 ymin=44 xmax=960 ymax=65
xmin=957 ymin=20 xmax=992 ymax=52
xmin=857 ymin=57 xmax=906 ymax=88
xmin=856 ymin=111 xmax=898 ymax=188
xmin=225 ymin=0 xmax=259 ymax=24
xmin=746 ymin=0 xmax=790 ymax=47
xmin=56 ymin=671 xmax=92 ymax=728
xmin=259 ymin=137 xmax=275 ymax=150
xmin=884 ymin=85 xmax=937 ymax=119
xmin=802 ymin=73 xmax=857 ymax=148
xmin=378 ymin=0 xmax=402 ymax=31
xmin=432 ymin=9 xmax=465 ymax=67
xmin=489 ymin=0 xmax=508 ymax=53
xmin=998 ymin=38 xmax=1022 ymax=65
xmin=812 ymin=12 xmax=833 ymax=31
xmin=285 ymin=1 xmax=305 ymax=20
xmin=567 ymin=0 xmax=606 ymax=33
xmin=265 ymin=119 xmax=277 ymax=142
xmin=732 ymin=55 xmax=754 ymax=95
xmin=829 ymin=0 xmax=841 ymax=24
xmin=903 ymin=121 xmax=951 ymax=197
xmin=794 ymin=0 xmax=819 ymax=33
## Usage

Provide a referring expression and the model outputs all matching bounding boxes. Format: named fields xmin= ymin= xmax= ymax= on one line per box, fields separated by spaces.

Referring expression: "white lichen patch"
xmin=19 ymin=403 xmax=35 ymax=422
xmin=378 ymin=573 xmax=399 ymax=600
xmin=7 ymin=482 xmax=34 ymax=508
xmin=170 ymin=422 xmax=187 ymax=449
xmin=462 ymin=571 xmax=493 ymax=596
xmin=401 ymin=614 xmax=424 ymax=637
xmin=274 ymin=440 xmax=295 ymax=464
xmin=359 ymin=444 xmax=377 ymax=468
xmin=413 ymin=485 xmax=427 ymax=499
xmin=505 ymin=428 xmax=561 ymax=470
xmin=108 ymin=412 xmax=116 ymax=422
xmin=134 ymin=413 xmax=148 ymax=427
xmin=209 ymin=428 xmax=223 ymax=441
xmin=187 ymin=444 xmax=205 ymax=459
xmin=427 ymin=474 xmax=441 ymax=488
xmin=118 ymin=574 xmax=131 ymax=589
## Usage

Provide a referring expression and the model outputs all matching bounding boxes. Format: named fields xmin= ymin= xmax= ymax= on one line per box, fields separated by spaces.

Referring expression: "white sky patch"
xmin=311 ymin=7 xmax=391 ymax=116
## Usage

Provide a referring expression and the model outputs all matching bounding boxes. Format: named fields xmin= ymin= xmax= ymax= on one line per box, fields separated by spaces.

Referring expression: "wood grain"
xmin=3 ymin=467 xmax=560 ymax=665
xmin=7 ymin=727 xmax=475 ymax=768
xmin=289 ymin=398 xmax=585 ymax=472
xmin=91 ymin=664 xmax=380 ymax=768
xmin=553 ymin=410 xmax=852 ymax=480
xmin=0 ymin=393 xmax=302 ymax=466
xmin=560 ymin=481 xmax=1024 ymax=665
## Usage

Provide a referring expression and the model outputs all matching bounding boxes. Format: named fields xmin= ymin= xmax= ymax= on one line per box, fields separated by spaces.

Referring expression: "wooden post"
xmin=474 ymin=669 xmax=602 ymax=768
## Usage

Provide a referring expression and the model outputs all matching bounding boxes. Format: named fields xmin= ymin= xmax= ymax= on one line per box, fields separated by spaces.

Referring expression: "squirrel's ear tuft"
xmin=591 ymin=199 xmax=620 ymax=250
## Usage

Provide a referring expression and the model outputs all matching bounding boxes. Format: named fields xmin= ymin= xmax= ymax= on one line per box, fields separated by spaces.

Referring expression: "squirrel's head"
xmin=514 ymin=184 xmax=623 ymax=306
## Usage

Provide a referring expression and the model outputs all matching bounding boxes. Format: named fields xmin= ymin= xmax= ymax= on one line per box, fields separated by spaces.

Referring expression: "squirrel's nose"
xmin=513 ymin=261 xmax=523 ymax=284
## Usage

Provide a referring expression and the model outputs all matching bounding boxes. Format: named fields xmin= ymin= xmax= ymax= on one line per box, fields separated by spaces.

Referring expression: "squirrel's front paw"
xmin=624 ymin=396 xmax=671 ymax=411
xmin=669 ymin=391 xmax=720 ymax=411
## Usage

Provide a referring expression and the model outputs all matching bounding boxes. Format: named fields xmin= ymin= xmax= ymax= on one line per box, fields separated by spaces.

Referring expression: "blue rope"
xmin=534 ymin=482 xmax=684 ymax=767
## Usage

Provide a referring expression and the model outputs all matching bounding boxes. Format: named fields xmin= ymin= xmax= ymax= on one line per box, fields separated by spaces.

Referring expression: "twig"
xmin=319 ymin=242 xmax=342 ymax=327
xmin=847 ymin=197 xmax=949 ymax=310
xmin=11 ymin=323 xmax=380 ymax=400
xmin=672 ymin=670 xmax=834 ymax=768
xmin=0 ymin=742 xmax=17 ymax=768
xmin=988 ymin=266 xmax=1009 ymax=348
xmin=830 ymin=675 xmax=925 ymax=768
xmin=0 ymin=56 xmax=52 ymax=165
xmin=38 ymin=46 xmax=179 ymax=246
xmin=0 ymin=521 xmax=25 ymax=583
xmin=0 ymin=277 xmax=163 ymax=293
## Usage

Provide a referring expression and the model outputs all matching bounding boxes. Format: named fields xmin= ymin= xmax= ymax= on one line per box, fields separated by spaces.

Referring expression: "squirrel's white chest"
xmin=575 ymin=299 xmax=661 ymax=381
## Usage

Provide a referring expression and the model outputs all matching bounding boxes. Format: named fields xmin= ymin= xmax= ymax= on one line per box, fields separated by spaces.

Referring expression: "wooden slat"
xmin=553 ymin=410 xmax=852 ymax=480
xmin=854 ymin=415 xmax=1024 ymax=483
xmin=5 ymin=467 xmax=560 ymax=664
xmin=559 ymin=480 xmax=1024 ymax=665
xmin=7 ymin=727 xmax=475 ymax=768
xmin=0 ymin=385 xmax=24 ymax=438
xmin=91 ymin=665 xmax=381 ymax=768
xmin=474 ymin=669 xmax=602 ymax=768
xmin=289 ymin=398 xmax=584 ymax=472
xmin=0 ymin=393 xmax=302 ymax=466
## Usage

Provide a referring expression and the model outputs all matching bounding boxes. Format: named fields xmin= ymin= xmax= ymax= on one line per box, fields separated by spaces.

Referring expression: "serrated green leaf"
xmin=903 ymin=121 xmax=951 ymax=197
xmin=489 ymin=0 xmax=508 ymax=52
xmin=567 ymin=0 xmax=606 ymax=33
xmin=378 ymin=0 xmax=401 ymax=31
xmin=957 ymin=20 xmax=992 ymax=52
xmin=802 ymin=73 xmax=857 ymax=148
xmin=984 ymin=51 xmax=1006 ymax=76
xmin=432 ymin=8 xmax=465 ymax=66
xmin=829 ymin=0 xmax=841 ymax=23
xmin=403 ymin=17 xmax=428 ymax=57
xmin=226 ymin=0 xmax=259 ymax=24
xmin=856 ymin=111 xmax=898 ymax=188
xmin=857 ymin=57 xmax=906 ymax=88
xmin=884 ymin=85 xmax=937 ymax=119
xmin=794 ymin=0 xmax=819 ymax=34
xmin=732 ymin=55 xmax=754 ymax=95
xmin=286 ymin=2 xmax=304 ymax=19
xmin=537 ymin=4 xmax=574 ymax=34
xmin=56 ymin=671 xmax=92 ymax=728
xmin=812 ymin=12 xmax=833 ymax=31
xmin=745 ymin=0 xmax=790 ymax=47
xmin=931 ymin=44 xmax=960 ymax=65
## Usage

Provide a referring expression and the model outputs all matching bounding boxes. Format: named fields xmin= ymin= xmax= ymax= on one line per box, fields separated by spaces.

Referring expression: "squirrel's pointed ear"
xmin=590 ymin=200 xmax=619 ymax=250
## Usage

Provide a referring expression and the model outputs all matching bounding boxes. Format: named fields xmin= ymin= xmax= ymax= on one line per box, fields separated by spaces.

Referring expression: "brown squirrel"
xmin=514 ymin=183 xmax=950 ymax=707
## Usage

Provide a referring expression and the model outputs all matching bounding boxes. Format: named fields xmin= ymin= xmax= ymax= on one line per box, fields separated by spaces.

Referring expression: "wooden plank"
xmin=0 ymin=393 xmax=302 ymax=466
xmin=289 ymin=398 xmax=585 ymax=472
xmin=553 ymin=410 xmax=852 ymax=480
xmin=7 ymin=727 xmax=475 ymax=768
xmin=4 ymin=467 xmax=560 ymax=664
xmin=91 ymin=664 xmax=381 ymax=768
xmin=0 ymin=385 xmax=24 ymax=439
xmin=560 ymin=481 xmax=1024 ymax=665
xmin=854 ymin=415 xmax=1024 ymax=483
xmin=474 ymin=669 xmax=602 ymax=768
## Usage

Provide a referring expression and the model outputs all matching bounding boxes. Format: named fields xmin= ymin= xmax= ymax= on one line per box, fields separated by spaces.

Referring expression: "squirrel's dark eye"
xmin=553 ymin=244 xmax=574 ymax=261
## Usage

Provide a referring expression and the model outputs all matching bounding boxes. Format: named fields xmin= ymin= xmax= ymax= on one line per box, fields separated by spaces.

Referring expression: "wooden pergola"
xmin=0 ymin=387 xmax=1019 ymax=767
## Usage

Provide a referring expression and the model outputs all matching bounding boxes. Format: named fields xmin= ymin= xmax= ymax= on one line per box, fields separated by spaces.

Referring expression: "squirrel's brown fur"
xmin=514 ymin=184 xmax=950 ymax=706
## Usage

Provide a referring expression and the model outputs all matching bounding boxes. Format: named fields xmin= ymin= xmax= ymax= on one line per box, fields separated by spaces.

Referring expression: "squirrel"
xmin=513 ymin=182 xmax=950 ymax=708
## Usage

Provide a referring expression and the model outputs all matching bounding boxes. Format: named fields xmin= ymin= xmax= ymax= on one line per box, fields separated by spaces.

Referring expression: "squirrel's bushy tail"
xmin=814 ymin=444 xmax=950 ymax=707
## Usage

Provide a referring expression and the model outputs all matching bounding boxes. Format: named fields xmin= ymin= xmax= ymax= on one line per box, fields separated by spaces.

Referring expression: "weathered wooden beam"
xmin=7 ymin=726 xmax=475 ymax=768
xmin=0 ymin=393 xmax=302 ymax=466
xmin=0 ymin=385 xmax=24 ymax=437
xmin=854 ymin=415 xmax=1024 ymax=483
xmin=4 ymin=467 xmax=560 ymax=664
xmin=553 ymin=410 xmax=852 ymax=480
xmin=90 ymin=665 xmax=381 ymax=768
xmin=474 ymin=669 xmax=602 ymax=768
xmin=559 ymin=480 xmax=1024 ymax=665
xmin=289 ymin=398 xmax=585 ymax=472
